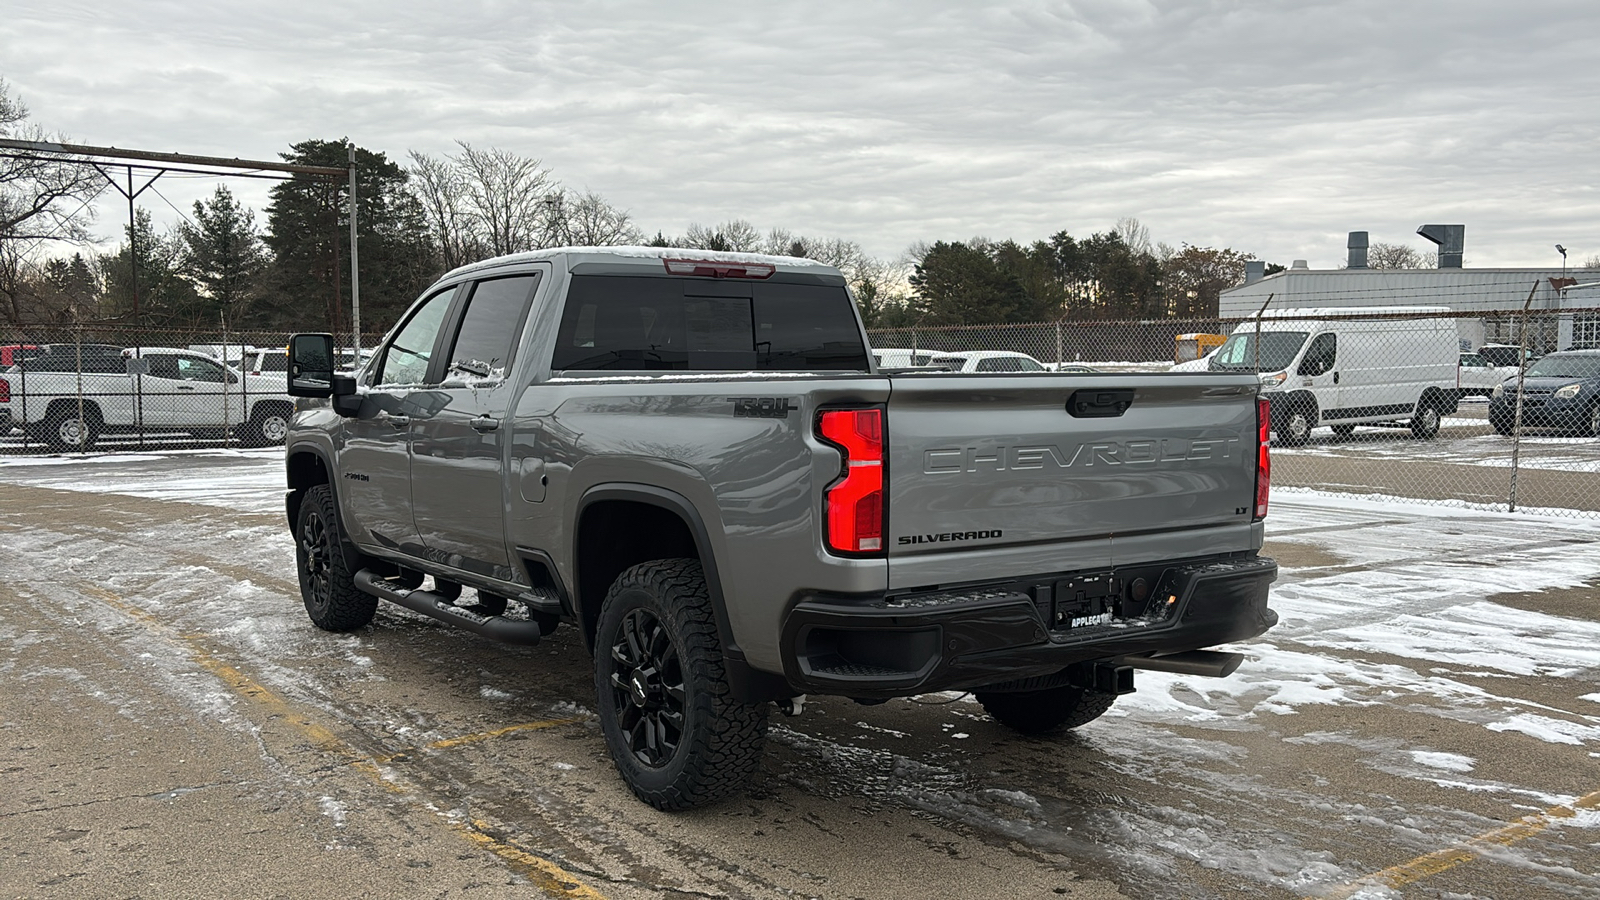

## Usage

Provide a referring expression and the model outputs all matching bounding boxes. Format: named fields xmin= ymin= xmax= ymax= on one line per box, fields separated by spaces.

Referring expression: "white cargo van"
xmin=1209 ymin=307 xmax=1459 ymax=445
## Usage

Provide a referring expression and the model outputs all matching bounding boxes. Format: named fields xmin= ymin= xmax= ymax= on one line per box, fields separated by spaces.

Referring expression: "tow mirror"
xmin=288 ymin=334 xmax=334 ymax=397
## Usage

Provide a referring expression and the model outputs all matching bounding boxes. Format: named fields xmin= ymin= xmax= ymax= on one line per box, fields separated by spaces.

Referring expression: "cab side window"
xmin=176 ymin=356 xmax=231 ymax=383
xmin=445 ymin=275 xmax=539 ymax=380
xmin=377 ymin=287 xmax=456 ymax=385
xmin=1299 ymin=333 xmax=1337 ymax=376
xmin=144 ymin=355 xmax=180 ymax=380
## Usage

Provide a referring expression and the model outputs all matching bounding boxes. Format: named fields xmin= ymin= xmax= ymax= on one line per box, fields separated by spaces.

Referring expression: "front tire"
xmin=1276 ymin=399 xmax=1316 ymax=447
xmin=294 ymin=484 xmax=377 ymax=631
xmin=976 ymin=685 xmax=1118 ymax=734
xmin=594 ymin=559 xmax=768 ymax=810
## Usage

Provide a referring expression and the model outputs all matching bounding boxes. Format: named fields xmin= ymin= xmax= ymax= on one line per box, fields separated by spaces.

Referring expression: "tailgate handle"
xmin=1067 ymin=389 xmax=1134 ymax=418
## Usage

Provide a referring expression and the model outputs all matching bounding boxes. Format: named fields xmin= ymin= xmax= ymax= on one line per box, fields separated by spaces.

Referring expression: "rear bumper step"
xmin=355 ymin=569 xmax=544 ymax=645
xmin=1115 ymin=649 xmax=1243 ymax=678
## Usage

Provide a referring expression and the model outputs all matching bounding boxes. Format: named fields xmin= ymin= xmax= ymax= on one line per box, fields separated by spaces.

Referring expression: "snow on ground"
xmin=2 ymin=449 xmax=1597 ymax=897
xmin=0 ymin=447 xmax=284 ymax=515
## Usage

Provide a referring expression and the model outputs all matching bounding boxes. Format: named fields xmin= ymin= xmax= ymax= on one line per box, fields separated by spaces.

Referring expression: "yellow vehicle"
xmin=1175 ymin=333 xmax=1226 ymax=363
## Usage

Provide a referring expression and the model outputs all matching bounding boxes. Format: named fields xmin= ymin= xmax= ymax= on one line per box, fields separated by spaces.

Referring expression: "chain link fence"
xmin=6 ymin=310 xmax=1600 ymax=518
xmin=0 ymin=324 xmax=365 ymax=453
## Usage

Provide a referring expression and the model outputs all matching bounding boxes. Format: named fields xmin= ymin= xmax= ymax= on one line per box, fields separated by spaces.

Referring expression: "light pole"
xmin=1557 ymin=244 xmax=1568 ymax=281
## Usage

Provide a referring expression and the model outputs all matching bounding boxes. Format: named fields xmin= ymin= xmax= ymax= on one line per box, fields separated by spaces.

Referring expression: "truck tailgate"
xmin=884 ymin=374 xmax=1261 ymax=588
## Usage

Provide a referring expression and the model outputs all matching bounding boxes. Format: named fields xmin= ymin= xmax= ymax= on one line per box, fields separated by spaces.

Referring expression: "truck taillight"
xmin=0 ymin=377 xmax=8 ymax=403
xmin=817 ymin=408 xmax=884 ymax=555
xmin=1255 ymin=397 xmax=1271 ymax=520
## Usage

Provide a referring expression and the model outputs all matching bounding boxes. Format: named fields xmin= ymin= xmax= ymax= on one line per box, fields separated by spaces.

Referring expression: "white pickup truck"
xmin=1 ymin=345 xmax=295 ymax=450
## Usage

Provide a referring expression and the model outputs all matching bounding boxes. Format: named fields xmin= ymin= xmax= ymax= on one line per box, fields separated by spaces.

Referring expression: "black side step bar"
xmin=354 ymin=569 xmax=544 ymax=646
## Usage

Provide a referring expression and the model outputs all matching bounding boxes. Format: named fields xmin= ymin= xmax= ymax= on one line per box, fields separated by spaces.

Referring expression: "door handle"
xmin=470 ymin=416 xmax=500 ymax=433
xmin=176 ymin=385 xmax=195 ymax=391
xmin=1333 ymin=372 xmax=1340 ymax=384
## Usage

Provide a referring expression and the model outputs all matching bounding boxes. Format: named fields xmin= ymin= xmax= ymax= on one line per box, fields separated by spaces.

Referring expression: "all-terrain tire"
xmin=244 ymin=401 xmax=293 ymax=447
xmin=294 ymin=484 xmax=377 ymax=631
xmin=976 ymin=685 xmax=1118 ymax=734
xmin=594 ymin=558 xmax=768 ymax=810
xmin=1490 ymin=411 xmax=1514 ymax=436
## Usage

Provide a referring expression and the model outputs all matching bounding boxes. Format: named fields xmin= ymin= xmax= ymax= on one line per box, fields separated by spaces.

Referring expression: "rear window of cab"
xmin=552 ymin=275 xmax=869 ymax=372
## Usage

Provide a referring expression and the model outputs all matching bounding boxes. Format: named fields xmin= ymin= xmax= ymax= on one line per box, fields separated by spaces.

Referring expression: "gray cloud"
xmin=6 ymin=0 xmax=1598 ymax=267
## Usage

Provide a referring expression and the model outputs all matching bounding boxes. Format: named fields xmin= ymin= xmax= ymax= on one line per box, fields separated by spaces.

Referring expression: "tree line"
xmin=11 ymin=77 xmax=1540 ymax=338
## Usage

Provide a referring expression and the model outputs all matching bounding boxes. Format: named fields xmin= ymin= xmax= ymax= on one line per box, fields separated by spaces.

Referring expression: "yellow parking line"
xmin=1309 ymin=789 xmax=1600 ymax=898
xmin=81 ymin=584 xmax=608 ymax=899
xmin=453 ymin=818 xmax=610 ymax=899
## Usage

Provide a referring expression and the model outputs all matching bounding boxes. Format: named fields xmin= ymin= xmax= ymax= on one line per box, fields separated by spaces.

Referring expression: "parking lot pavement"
xmin=1 ymin=452 xmax=1597 ymax=900
xmin=1274 ymin=406 xmax=1600 ymax=513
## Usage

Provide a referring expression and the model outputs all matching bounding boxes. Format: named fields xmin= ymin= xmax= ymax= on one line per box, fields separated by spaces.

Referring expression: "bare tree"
xmin=1366 ymin=241 xmax=1429 ymax=269
xmin=543 ymin=188 xmax=642 ymax=247
xmin=1114 ymin=216 xmax=1153 ymax=256
xmin=453 ymin=142 xmax=554 ymax=257
xmin=0 ymin=78 xmax=103 ymax=325
xmin=407 ymin=150 xmax=481 ymax=270
xmin=684 ymin=220 xmax=763 ymax=252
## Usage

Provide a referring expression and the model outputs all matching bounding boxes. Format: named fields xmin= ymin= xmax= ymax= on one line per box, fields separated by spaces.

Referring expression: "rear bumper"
xmin=779 ymin=554 xmax=1277 ymax=699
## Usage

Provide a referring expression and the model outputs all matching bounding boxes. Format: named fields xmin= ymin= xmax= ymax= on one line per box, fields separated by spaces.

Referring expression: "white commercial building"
xmin=1219 ymin=229 xmax=1599 ymax=352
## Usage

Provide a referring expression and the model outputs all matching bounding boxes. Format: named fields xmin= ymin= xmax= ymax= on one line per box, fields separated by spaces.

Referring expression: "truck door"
xmin=341 ymin=285 xmax=458 ymax=554
xmin=410 ymin=274 xmax=540 ymax=580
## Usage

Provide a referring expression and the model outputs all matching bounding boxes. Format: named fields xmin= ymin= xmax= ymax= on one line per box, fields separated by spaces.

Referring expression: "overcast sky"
xmin=4 ymin=0 xmax=1598 ymax=269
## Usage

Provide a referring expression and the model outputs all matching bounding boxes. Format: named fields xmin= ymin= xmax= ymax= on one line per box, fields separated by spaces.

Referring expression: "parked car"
xmin=1478 ymin=343 xmax=1540 ymax=369
xmin=1488 ymin=350 xmax=1600 ymax=436
xmin=236 ymin=347 xmax=291 ymax=375
xmin=924 ymin=350 xmax=1049 ymax=373
xmin=870 ymin=348 xmax=936 ymax=369
xmin=1210 ymin=307 xmax=1460 ymax=445
xmin=3 ymin=346 xmax=295 ymax=450
xmin=0 ymin=343 xmax=39 ymax=368
xmin=1458 ymin=351 xmax=1518 ymax=398
xmin=6 ymin=343 xmax=127 ymax=374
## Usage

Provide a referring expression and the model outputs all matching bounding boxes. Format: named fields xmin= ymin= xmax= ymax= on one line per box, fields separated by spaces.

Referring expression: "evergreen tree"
xmin=99 ymin=209 xmax=201 ymax=326
xmin=256 ymin=139 xmax=439 ymax=337
xmin=178 ymin=185 xmax=267 ymax=325
xmin=909 ymin=241 xmax=1025 ymax=325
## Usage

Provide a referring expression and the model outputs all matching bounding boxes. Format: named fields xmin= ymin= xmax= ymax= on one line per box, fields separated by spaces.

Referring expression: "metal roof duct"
xmin=1244 ymin=260 xmax=1265 ymax=284
xmin=1417 ymin=224 xmax=1465 ymax=268
xmin=1346 ymin=231 xmax=1368 ymax=269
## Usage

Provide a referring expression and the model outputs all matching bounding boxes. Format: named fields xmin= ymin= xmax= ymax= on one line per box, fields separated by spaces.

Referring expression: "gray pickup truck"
xmin=283 ymin=247 xmax=1277 ymax=810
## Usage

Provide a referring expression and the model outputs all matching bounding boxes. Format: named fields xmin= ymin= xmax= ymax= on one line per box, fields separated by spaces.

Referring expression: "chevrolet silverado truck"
xmin=4 ymin=345 xmax=296 ymax=450
xmin=283 ymin=247 xmax=1278 ymax=810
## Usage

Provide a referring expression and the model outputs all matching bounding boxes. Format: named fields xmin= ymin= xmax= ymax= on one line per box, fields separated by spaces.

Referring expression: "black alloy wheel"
xmin=608 ymin=607 xmax=687 ymax=767
xmin=300 ymin=509 xmax=333 ymax=617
